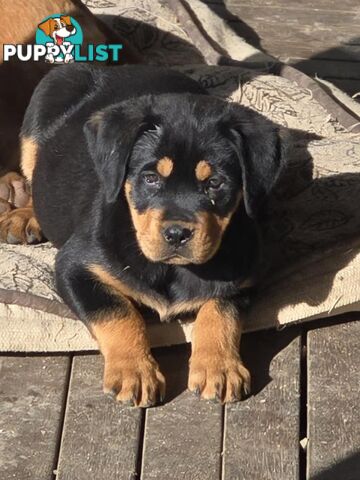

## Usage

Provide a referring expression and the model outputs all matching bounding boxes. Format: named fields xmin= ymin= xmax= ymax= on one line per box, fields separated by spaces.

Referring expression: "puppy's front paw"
xmin=0 ymin=172 xmax=30 ymax=208
xmin=188 ymin=352 xmax=251 ymax=403
xmin=103 ymin=354 xmax=166 ymax=408
xmin=0 ymin=208 xmax=43 ymax=244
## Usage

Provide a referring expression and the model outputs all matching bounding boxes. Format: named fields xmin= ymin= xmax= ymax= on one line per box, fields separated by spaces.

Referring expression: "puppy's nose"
xmin=66 ymin=25 xmax=74 ymax=32
xmin=163 ymin=225 xmax=193 ymax=247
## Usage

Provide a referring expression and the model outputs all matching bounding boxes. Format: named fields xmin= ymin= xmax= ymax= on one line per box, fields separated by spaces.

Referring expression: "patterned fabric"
xmin=0 ymin=0 xmax=359 ymax=351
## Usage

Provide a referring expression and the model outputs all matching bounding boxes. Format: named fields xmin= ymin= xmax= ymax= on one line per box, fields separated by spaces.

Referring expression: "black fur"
xmin=24 ymin=64 xmax=282 ymax=327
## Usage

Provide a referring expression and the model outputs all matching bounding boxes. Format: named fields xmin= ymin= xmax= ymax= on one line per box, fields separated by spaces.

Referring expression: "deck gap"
xmin=220 ymin=404 xmax=226 ymax=480
xmin=299 ymin=330 xmax=307 ymax=480
xmin=136 ymin=408 xmax=147 ymax=480
xmin=51 ymin=354 xmax=73 ymax=480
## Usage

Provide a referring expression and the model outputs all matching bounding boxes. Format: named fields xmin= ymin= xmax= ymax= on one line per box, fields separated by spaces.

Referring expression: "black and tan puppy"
xmin=20 ymin=64 xmax=282 ymax=407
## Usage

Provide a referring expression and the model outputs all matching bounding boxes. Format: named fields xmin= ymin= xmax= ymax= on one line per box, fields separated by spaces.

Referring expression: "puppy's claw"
xmin=194 ymin=386 xmax=201 ymax=398
xmin=103 ymin=355 xmax=165 ymax=408
xmin=188 ymin=355 xmax=251 ymax=404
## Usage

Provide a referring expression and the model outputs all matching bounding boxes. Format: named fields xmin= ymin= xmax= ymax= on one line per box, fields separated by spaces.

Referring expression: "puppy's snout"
xmin=163 ymin=225 xmax=193 ymax=248
xmin=66 ymin=25 xmax=74 ymax=32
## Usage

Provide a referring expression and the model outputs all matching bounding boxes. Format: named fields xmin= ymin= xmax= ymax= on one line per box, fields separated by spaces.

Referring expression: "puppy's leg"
xmin=56 ymin=260 xmax=165 ymax=407
xmin=92 ymin=311 xmax=165 ymax=407
xmin=188 ymin=299 xmax=251 ymax=403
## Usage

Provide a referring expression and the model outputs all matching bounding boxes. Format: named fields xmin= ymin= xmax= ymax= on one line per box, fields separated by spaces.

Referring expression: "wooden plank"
xmin=56 ymin=355 xmax=143 ymax=480
xmin=284 ymin=58 xmax=360 ymax=80
xmin=219 ymin=4 xmax=360 ymax=29
xmin=141 ymin=345 xmax=223 ymax=480
xmin=216 ymin=4 xmax=360 ymax=61
xmin=325 ymin=79 xmax=360 ymax=97
xmin=267 ymin=41 xmax=360 ymax=62
xmin=0 ymin=356 xmax=70 ymax=480
xmin=307 ymin=321 xmax=360 ymax=480
xmin=225 ymin=0 xmax=360 ymax=13
xmin=223 ymin=329 xmax=301 ymax=480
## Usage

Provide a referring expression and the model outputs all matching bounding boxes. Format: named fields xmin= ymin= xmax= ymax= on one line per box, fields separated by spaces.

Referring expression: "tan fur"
xmin=189 ymin=299 xmax=251 ymax=403
xmin=189 ymin=191 xmax=242 ymax=263
xmin=20 ymin=137 xmax=38 ymax=183
xmin=195 ymin=160 xmax=212 ymax=182
xmin=0 ymin=206 xmax=42 ymax=244
xmin=125 ymin=181 xmax=167 ymax=261
xmin=88 ymin=263 xmax=206 ymax=320
xmin=125 ymin=182 xmax=243 ymax=265
xmin=88 ymin=263 xmax=165 ymax=315
xmin=91 ymin=314 xmax=165 ymax=406
xmin=0 ymin=172 xmax=30 ymax=207
xmin=156 ymin=157 xmax=174 ymax=178
xmin=0 ymin=198 xmax=12 ymax=215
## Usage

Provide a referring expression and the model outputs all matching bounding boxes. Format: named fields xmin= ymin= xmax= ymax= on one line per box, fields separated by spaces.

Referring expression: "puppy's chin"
xmin=140 ymin=250 xmax=192 ymax=265
xmin=141 ymin=249 xmax=218 ymax=266
xmin=162 ymin=256 xmax=191 ymax=265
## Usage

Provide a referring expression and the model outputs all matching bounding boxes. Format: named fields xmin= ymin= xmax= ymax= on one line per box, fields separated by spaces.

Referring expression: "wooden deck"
xmin=1 ymin=315 xmax=359 ymax=480
xmin=206 ymin=0 xmax=360 ymax=99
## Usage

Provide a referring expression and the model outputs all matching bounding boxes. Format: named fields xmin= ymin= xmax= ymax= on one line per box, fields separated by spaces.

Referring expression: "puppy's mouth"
xmin=55 ymin=34 xmax=64 ymax=45
xmin=161 ymin=254 xmax=192 ymax=265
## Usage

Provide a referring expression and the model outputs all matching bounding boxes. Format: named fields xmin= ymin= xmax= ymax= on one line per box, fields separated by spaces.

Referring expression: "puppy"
xmin=21 ymin=64 xmax=282 ymax=407
xmin=38 ymin=15 xmax=77 ymax=63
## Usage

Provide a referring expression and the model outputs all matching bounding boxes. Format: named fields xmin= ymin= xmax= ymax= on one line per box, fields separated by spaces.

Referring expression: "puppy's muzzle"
xmin=162 ymin=224 xmax=193 ymax=248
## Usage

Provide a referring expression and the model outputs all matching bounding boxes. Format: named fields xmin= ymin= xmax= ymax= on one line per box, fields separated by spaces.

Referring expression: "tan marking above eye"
xmin=156 ymin=157 xmax=173 ymax=178
xmin=195 ymin=161 xmax=212 ymax=182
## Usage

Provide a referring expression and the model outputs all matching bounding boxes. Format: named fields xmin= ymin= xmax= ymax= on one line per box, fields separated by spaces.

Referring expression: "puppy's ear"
xmin=38 ymin=19 xmax=54 ymax=36
xmin=84 ymin=102 xmax=157 ymax=203
xmin=226 ymin=105 xmax=283 ymax=218
xmin=60 ymin=15 xmax=72 ymax=26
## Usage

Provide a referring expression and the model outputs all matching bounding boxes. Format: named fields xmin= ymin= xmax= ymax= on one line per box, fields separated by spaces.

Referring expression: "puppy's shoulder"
xmin=22 ymin=64 xmax=98 ymax=140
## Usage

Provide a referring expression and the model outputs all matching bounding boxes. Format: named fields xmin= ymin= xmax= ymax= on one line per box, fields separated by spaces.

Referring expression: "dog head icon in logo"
xmin=36 ymin=14 xmax=83 ymax=63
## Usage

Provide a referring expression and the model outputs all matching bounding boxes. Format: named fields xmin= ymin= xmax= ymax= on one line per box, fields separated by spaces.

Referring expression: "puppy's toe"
xmin=224 ymin=364 xmax=251 ymax=403
xmin=103 ymin=355 xmax=166 ymax=408
xmin=189 ymin=353 xmax=251 ymax=403
xmin=0 ymin=172 xmax=30 ymax=207
xmin=0 ymin=208 xmax=43 ymax=244
xmin=0 ymin=198 xmax=12 ymax=216
xmin=25 ymin=217 xmax=42 ymax=244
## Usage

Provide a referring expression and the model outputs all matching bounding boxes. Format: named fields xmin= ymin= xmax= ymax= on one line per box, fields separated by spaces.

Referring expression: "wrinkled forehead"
xmin=154 ymin=157 xmax=214 ymax=183
xmin=129 ymin=123 xmax=238 ymax=179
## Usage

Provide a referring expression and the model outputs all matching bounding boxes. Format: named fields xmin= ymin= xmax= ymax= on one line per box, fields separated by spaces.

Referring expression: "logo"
xmin=3 ymin=14 xmax=123 ymax=64
xmin=36 ymin=14 xmax=82 ymax=63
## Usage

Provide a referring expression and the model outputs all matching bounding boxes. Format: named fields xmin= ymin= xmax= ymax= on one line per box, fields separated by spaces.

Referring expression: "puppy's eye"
xmin=143 ymin=172 xmax=160 ymax=185
xmin=207 ymin=177 xmax=223 ymax=191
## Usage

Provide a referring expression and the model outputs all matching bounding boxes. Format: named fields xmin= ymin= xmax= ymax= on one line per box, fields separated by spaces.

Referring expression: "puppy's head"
xmin=85 ymin=94 xmax=282 ymax=265
xmin=38 ymin=16 xmax=76 ymax=43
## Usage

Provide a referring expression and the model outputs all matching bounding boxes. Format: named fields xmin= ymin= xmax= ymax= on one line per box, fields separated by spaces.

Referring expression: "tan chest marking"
xmin=88 ymin=264 xmax=205 ymax=320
